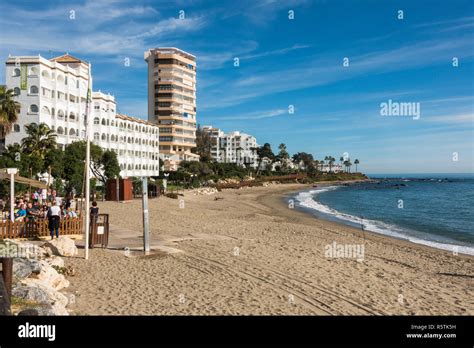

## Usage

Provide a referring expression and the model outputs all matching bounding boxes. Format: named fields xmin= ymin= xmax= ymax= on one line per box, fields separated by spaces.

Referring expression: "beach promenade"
xmin=64 ymin=184 xmax=474 ymax=315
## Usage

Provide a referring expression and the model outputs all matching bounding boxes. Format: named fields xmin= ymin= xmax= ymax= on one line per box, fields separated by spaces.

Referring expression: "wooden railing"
xmin=0 ymin=218 xmax=83 ymax=240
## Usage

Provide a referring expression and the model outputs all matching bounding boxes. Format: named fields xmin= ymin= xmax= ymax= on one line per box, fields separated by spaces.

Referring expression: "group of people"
xmin=1 ymin=189 xmax=99 ymax=240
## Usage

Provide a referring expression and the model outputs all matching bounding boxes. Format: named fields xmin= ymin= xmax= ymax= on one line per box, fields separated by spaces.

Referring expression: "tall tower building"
xmin=144 ymin=47 xmax=199 ymax=171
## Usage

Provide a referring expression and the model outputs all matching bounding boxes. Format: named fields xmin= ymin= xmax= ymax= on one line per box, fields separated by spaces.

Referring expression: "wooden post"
xmin=116 ymin=177 xmax=119 ymax=202
xmin=1 ymin=258 xmax=12 ymax=298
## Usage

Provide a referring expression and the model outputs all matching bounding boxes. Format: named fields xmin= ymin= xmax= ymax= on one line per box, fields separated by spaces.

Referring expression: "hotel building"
xmin=3 ymin=54 xmax=160 ymax=178
xmin=202 ymin=126 xmax=258 ymax=168
xmin=144 ymin=47 xmax=199 ymax=171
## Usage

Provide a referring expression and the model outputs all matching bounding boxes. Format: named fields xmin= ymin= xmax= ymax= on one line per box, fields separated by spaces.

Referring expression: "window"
xmin=94 ymin=104 xmax=100 ymax=110
xmin=69 ymin=128 xmax=76 ymax=136
xmin=94 ymin=133 xmax=100 ymax=141
xmin=29 ymin=85 xmax=38 ymax=94
xmin=41 ymin=106 xmax=51 ymax=115
xmin=29 ymin=104 xmax=39 ymax=113
xmin=94 ymin=117 xmax=100 ymax=125
xmin=101 ymin=134 xmax=106 ymax=141
xmin=101 ymin=119 xmax=106 ymax=125
xmin=28 ymin=67 xmax=38 ymax=76
xmin=13 ymin=68 xmax=20 ymax=77
xmin=14 ymin=124 xmax=20 ymax=132
xmin=57 ymin=127 xmax=64 ymax=135
xmin=13 ymin=87 xmax=20 ymax=96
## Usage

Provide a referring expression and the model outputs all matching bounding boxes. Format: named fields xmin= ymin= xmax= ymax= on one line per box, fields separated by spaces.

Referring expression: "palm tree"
xmin=354 ymin=159 xmax=360 ymax=172
xmin=22 ymin=123 xmax=57 ymax=159
xmin=344 ymin=160 xmax=352 ymax=173
xmin=0 ymin=86 xmax=20 ymax=138
xmin=328 ymin=156 xmax=336 ymax=173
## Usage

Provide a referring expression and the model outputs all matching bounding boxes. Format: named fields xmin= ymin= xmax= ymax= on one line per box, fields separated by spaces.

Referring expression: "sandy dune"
xmin=64 ymin=184 xmax=474 ymax=315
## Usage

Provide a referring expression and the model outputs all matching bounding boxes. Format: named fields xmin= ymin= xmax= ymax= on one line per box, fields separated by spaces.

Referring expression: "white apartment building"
xmin=91 ymin=92 xmax=160 ymax=178
xmin=3 ymin=54 xmax=160 ymax=178
xmin=145 ymin=47 xmax=199 ymax=171
xmin=4 ymin=54 xmax=90 ymax=149
xmin=203 ymin=126 xmax=258 ymax=168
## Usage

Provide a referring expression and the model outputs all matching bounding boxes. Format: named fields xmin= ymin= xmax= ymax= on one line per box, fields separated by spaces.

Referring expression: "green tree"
xmin=63 ymin=141 xmax=107 ymax=195
xmin=292 ymin=152 xmax=314 ymax=171
xmin=326 ymin=156 xmax=336 ymax=173
xmin=276 ymin=143 xmax=289 ymax=173
xmin=43 ymin=147 xmax=65 ymax=178
xmin=0 ymin=86 xmax=20 ymax=138
xmin=192 ymin=124 xmax=212 ymax=162
xmin=0 ymin=143 xmax=43 ymax=178
xmin=354 ymin=159 xmax=360 ymax=172
xmin=256 ymin=143 xmax=274 ymax=174
xmin=21 ymin=123 xmax=57 ymax=159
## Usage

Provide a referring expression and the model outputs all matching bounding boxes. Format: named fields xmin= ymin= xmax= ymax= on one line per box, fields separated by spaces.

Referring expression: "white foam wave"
xmin=294 ymin=187 xmax=474 ymax=256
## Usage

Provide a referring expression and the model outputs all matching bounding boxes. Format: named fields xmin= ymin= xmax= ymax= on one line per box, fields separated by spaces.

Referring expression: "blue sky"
xmin=1 ymin=0 xmax=473 ymax=174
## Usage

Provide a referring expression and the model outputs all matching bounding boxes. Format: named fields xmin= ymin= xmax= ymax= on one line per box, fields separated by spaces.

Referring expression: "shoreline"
xmin=274 ymin=181 xmax=474 ymax=258
xmin=258 ymin=183 xmax=474 ymax=260
xmin=64 ymin=183 xmax=474 ymax=315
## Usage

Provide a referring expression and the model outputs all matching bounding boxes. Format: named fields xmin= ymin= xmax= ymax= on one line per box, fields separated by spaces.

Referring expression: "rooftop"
xmin=145 ymin=47 xmax=195 ymax=61
xmin=116 ymin=113 xmax=159 ymax=127
xmin=50 ymin=53 xmax=84 ymax=64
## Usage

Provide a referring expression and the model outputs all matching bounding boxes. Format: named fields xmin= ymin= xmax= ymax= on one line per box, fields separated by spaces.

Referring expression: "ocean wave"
xmin=294 ymin=187 xmax=474 ymax=256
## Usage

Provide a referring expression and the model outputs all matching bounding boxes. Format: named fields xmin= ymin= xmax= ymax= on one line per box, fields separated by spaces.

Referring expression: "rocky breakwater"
xmin=1 ymin=237 xmax=78 ymax=315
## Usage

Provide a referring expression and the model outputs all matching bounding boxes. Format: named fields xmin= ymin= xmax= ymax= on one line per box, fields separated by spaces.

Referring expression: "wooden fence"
xmin=0 ymin=218 xmax=83 ymax=240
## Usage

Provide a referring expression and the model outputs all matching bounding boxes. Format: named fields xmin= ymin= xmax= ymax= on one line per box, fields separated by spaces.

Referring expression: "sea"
xmin=291 ymin=173 xmax=474 ymax=255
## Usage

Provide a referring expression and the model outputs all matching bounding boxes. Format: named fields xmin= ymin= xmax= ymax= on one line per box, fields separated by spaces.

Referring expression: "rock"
xmin=23 ymin=303 xmax=69 ymax=316
xmin=13 ymin=258 xmax=33 ymax=280
xmin=21 ymin=260 xmax=70 ymax=291
xmin=45 ymin=256 xmax=65 ymax=268
xmin=18 ymin=309 xmax=39 ymax=316
xmin=42 ymin=236 xmax=78 ymax=257
xmin=193 ymin=187 xmax=219 ymax=196
xmin=12 ymin=285 xmax=50 ymax=304
xmin=14 ymin=283 xmax=68 ymax=308
xmin=12 ymin=257 xmax=42 ymax=280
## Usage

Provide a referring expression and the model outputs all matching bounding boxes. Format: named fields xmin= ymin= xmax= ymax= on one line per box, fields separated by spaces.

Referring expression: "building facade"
xmin=203 ymin=126 xmax=258 ymax=168
xmin=144 ymin=47 xmax=199 ymax=171
xmin=91 ymin=92 xmax=160 ymax=178
xmin=3 ymin=54 xmax=160 ymax=178
xmin=4 ymin=54 xmax=90 ymax=150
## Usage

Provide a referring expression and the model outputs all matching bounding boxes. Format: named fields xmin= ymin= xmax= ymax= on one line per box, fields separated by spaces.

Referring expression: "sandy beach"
xmin=64 ymin=183 xmax=474 ymax=315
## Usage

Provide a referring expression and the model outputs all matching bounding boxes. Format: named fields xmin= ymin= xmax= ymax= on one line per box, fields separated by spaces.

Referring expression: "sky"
xmin=0 ymin=0 xmax=473 ymax=174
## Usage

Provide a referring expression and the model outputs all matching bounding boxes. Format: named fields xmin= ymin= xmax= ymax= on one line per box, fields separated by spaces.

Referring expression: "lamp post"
xmin=6 ymin=168 xmax=18 ymax=222
xmin=142 ymin=177 xmax=150 ymax=254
